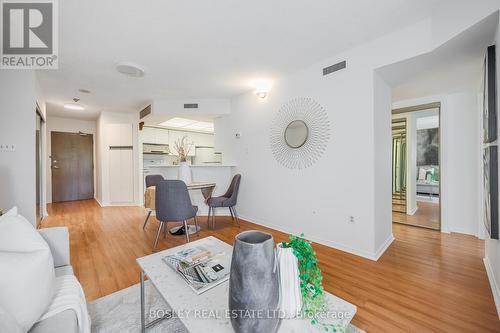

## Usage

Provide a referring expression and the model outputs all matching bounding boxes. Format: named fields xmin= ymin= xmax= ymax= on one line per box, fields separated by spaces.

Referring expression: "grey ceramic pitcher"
xmin=228 ymin=230 xmax=280 ymax=333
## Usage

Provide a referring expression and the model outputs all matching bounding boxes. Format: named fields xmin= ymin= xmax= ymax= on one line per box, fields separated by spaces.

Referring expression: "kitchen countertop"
xmin=148 ymin=164 xmax=236 ymax=168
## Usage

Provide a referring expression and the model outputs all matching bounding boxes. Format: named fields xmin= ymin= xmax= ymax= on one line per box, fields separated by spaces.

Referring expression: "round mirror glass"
xmin=284 ymin=120 xmax=309 ymax=148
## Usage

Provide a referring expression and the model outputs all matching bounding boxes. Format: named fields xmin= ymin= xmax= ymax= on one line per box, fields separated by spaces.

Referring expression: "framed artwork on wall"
xmin=483 ymin=145 xmax=499 ymax=239
xmin=483 ymin=45 xmax=497 ymax=143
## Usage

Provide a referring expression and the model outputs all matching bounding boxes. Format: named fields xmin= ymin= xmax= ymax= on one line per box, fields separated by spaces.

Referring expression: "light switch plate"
xmin=0 ymin=144 xmax=16 ymax=152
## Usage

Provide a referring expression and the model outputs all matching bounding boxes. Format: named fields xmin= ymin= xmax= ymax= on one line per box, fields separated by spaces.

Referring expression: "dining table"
xmin=144 ymin=181 xmax=216 ymax=235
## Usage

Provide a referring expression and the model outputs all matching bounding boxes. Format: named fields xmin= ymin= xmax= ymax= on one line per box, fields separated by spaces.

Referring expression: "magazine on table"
xmin=162 ymin=240 xmax=231 ymax=294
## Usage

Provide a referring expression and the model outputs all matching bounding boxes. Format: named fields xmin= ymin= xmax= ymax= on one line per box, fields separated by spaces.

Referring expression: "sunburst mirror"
xmin=270 ymin=97 xmax=330 ymax=169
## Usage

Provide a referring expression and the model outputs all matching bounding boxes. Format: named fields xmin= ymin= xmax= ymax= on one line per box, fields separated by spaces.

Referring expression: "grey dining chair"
xmin=207 ymin=174 xmax=241 ymax=229
xmin=153 ymin=180 xmax=199 ymax=251
xmin=142 ymin=174 xmax=165 ymax=230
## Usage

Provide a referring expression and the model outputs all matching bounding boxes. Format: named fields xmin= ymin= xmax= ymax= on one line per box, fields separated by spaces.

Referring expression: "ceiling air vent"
xmin=323 ymin=60 xmax=346 ymax=76
xmin=139 ymin=105 xmax=152 ymax=119
xmin=184 ymin=103 xmax=199 ymax=109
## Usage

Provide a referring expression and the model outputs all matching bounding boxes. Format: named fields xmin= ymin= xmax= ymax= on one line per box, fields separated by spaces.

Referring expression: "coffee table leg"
xmin=141 ymin=270 xmax=146 ymax=333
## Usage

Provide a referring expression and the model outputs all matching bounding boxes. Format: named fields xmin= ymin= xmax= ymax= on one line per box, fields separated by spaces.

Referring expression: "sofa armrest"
xmin=38 ymin=227 xmax=70 ymax=268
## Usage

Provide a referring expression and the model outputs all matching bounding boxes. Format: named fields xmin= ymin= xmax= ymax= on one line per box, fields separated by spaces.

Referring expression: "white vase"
xmin=277 ymin=244 xmax=302 ymax=318
xmin=178 ymin=162 xmax=192 ymax=184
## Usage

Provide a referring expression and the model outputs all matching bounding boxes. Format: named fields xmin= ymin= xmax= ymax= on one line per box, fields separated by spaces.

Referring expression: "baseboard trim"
xmin=373 ymin=234 xmax=395 ymax=260
xmin=238 ymin=213 xmax=385 ymax=261
xmin=407 ymin=206 xmax=418 ymax=216
xmin=484 ymin=257 xmax=500 ymax=319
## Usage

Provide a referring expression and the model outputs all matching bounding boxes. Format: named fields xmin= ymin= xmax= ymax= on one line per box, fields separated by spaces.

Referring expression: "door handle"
xmin=52 ymin=165 xmax=59 ymax=169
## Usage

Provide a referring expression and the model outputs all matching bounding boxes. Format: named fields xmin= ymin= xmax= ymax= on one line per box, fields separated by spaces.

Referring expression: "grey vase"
xmin=229 ymin=230 xmax=281 ymax=333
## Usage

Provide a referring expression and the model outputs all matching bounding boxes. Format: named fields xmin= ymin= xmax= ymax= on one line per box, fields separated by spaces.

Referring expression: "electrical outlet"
xmin=0 ymin=144 xmax=16 ymax=152
xmin=348 ymin=216 xmax=355 ymax=224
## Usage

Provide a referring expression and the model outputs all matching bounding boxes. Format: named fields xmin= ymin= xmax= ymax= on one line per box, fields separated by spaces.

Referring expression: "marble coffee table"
xmin=136 ymin=236 xmax=357 ymax=332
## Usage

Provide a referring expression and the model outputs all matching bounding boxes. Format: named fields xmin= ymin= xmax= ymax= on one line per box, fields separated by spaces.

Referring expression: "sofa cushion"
xmin=0 ymin=304 xmax=23 ymax=333
xmin=55 ymin=265 xmax=74 ymax=277
xmin=0 ymin=212 xmax=56 ymax=331
xmin=2 ymin=206 xmax=18 ymax=217
xmin=29 ymin=309 xmax=78 ymax=333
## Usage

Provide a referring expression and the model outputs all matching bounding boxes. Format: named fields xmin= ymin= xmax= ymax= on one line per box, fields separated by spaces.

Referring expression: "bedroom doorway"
xmin=391 ymin=103 xmax=441 ymax=230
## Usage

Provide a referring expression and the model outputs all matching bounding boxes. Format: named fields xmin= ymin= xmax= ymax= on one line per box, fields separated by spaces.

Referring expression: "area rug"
xmin=88 ymin=282 xmax=365 ymax=333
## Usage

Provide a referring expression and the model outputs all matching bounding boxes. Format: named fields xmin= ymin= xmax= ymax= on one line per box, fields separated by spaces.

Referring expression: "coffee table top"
xmin=137 ymin=236 xmax=356 ymax=332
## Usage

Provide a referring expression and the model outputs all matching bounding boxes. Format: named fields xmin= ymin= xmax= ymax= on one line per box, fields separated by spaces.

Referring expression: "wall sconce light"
xmin=254 ymin=81 xmax=270 ymax=99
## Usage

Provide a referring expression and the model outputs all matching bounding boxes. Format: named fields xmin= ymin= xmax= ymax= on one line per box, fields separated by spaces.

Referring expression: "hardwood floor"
xmin=393 ymin=201 xmax=440 ymax=230
xmin=43 ymin=199 xmax=500 ymax=332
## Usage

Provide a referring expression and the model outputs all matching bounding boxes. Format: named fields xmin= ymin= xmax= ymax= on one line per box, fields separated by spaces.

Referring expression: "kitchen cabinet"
xmin=141 ymin=126 xmax=214 ymax=153
xmin=141 ymin=127 xmax=169 ymax=145
xmin=191 ymin=132 xmax=214 ymax=147
xmin=107 ymin=123 xmax=133 ymax=146
xmin=155 ymin=128 xmax=169 ymax=145
xmin=141 ymin=127 xmax=156 ymax=144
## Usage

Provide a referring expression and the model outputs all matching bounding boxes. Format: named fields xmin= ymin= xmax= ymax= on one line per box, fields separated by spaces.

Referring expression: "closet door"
xmin=109 ymin=148 xmax=134 ymax=203
xmin=108 ymin=149 xmax=122 ymax=203
xmin=120 ymin=149 xmax=134 ymax=202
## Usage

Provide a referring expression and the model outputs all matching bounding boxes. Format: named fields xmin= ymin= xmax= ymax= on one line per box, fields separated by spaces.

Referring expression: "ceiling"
xmin=378 ymin=12 xmax=499 ymax=101
xmin=38 ymin=0 xmax=453 ymax=120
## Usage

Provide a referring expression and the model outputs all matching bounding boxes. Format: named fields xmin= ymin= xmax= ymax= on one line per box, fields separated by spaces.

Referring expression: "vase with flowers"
xmin=174 ymin=135 xmax=193 ymax=184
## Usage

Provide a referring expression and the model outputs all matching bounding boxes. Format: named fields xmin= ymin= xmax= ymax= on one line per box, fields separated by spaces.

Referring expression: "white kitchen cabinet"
xmin=154 ymin=128 xmax=169 ymax=144
xmin=141 ymin=127 xmax=169 ymax=145
xmin=191 ymin=132 xmax=214 ymax=147
xmin=109 ymin=148 xmax=134 ymax=203
xmin=141 ymin=127 xmax=156 ymax=144
xmin=107 ymin=123 xmax=133 ymax=146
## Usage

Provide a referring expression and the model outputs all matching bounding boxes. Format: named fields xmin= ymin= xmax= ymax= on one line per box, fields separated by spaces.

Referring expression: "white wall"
xmin=373 ymin=73 xmax=394 ymax=256
xmin=95 ymin=111 xmax=140 ymax=206
xmin=484 ymin=16 xmax=500 ymax=318
xmin=45 ymin=116 xmax=97 ymax=203
xmin=216 ymin=20 xmax=435 ymax=260
xmin=215 ymin=4 xmax=499 ymax=260
xmin=0 ymin=71 xmax=37 ymax=224
xmin=152 ymin=98 xmax=230 ymax=117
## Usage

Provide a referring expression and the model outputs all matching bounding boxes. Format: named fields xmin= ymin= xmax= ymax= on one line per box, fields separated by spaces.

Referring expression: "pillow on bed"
xmin=0 ymin=212 xmax=55 ymax=331
xmin=418 ymin=168 xmax=427 ymax=181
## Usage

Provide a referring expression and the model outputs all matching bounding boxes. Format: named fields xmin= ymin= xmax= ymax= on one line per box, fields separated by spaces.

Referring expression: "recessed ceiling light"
xmin=64 ymin=103 xmax=85 ymax=111
xmin=78 ymin=89 xmax=91 ymax=94
xmin=116 ymin=62 xmax=145 ymax=78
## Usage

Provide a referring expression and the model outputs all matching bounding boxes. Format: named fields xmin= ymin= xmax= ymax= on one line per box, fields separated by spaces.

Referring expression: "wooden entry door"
xmin=51 ymin=132 xmax=94 ymax=202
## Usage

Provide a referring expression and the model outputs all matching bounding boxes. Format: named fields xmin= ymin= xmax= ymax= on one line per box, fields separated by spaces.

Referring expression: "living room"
xmin=2 ymin=1 xmax=500 ymax=332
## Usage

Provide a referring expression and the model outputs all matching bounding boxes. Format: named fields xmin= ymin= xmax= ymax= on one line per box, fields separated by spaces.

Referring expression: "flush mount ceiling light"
xmin=116 ymin=62 xmax=145 ymax=78
xmin=64 ymin=103 xmax=85 ymax=111
xmin=254 ymin=81 xmax=271 ymax=99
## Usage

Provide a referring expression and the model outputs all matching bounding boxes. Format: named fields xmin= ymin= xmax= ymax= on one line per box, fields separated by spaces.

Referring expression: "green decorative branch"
xmin=282 ymin=233 xmax=347 ymax=332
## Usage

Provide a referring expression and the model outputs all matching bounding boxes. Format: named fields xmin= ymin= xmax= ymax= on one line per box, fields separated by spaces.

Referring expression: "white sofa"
xmin=29 ymin=227 xmax=80 ymax=333
xmin=0 ymin=208 xmax=88 ymax=333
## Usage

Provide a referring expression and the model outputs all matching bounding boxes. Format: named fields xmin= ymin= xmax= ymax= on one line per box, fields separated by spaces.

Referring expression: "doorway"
xmin=36 ymin=107 xmax=44 ymax=227
xmin=51 ymin=131 xmax=94 ymax=202
xmin=392 ymin=103 xmax=441 ymax=230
